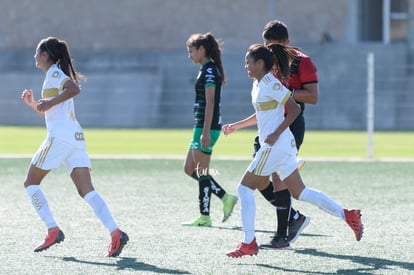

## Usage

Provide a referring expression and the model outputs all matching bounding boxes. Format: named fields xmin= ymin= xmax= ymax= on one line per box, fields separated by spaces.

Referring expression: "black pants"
xmin=289 ymin=112 xmax=305 ymax=150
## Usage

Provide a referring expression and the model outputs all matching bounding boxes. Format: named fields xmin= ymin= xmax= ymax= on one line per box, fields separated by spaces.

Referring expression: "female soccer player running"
xmin=223 ymin=43 xmax=363 ymax=258
xmin=21 ymin=37 xmax=128 ymax=257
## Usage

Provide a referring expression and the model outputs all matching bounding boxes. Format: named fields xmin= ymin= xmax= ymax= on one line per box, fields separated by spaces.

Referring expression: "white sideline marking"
xmin=0 ymin=154 xmax=413 ymax=162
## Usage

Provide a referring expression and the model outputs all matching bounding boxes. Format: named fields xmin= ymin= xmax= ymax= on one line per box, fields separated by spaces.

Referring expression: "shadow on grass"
xmin=61 ymin=256 xmax=190 ymax=274
xmin=296 ymin=248 xmax=414 ymax=273
xmin=255 ymin=248 xmax=414 ymax=274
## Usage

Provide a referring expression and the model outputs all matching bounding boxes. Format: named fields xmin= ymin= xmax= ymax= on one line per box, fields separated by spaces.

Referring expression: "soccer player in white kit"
xmin=21 ymin=37 xmax=128 ymax=257
xmin=223 ymin=43 xmax=363 ymax=258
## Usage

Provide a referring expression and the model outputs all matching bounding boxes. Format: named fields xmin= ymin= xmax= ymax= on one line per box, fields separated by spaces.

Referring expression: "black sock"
xmin=260 ymin=181 xmax=277 ymax=206
xmin=275 ymin=189 xmax=292 ymax=237
xmin=192 ymin=172 xmax=225 ymax=199
xmin=199 ymin=175 xmax=212 ymax=215
xmin=191 ymin=172 xmax=199 ymax=181
xmin=210 ymin=176 xmax=226 ymax=199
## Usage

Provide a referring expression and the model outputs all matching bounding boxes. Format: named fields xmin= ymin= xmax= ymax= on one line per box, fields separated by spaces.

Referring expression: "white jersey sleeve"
xmin=42 ymin=64 xmax=82 ymax=141
xmin=252 ymin=73 xmax=292 ymax=145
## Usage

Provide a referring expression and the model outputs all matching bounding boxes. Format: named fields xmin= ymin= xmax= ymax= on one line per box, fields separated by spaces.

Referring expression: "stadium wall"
xmin=1 ymin=0 xmax=413 ymax=130
xmin=1 ymin=44 xmax=412 ymax=130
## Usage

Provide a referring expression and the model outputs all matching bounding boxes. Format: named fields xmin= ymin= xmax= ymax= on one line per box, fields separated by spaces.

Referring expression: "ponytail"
xmin=187 ymin=32 xmax=226 ymax=84
xmin=267 ymin=43 xmax=295 ymax=84
xmin=205 ymin=33 xmax=226 ymax=84
xmin=38 ymin=37 xmax=85 ymax=83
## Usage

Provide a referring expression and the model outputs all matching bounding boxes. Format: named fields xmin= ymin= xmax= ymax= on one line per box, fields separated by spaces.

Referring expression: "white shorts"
xmin=247 ymin=132 xmax=298 ymax=180
xmin=31 ymin=134 xmax=91 ymax=175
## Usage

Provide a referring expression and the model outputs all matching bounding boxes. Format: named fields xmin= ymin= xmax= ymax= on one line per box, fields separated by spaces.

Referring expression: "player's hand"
xmin=200 ymin=133 xmax=210 ymax=149
xmin=21 ymin=89 xmax=35 ymax=106
xmin=37 ymin=99 xmax=53 ymax=112
xmin=264 ymin=133 xmax=280 ymax=146
xmin=222 ymin=124 xmax=236 ymax=136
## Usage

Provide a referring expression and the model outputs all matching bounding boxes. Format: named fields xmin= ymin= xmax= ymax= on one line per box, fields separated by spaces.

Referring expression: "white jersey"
xmin=32 ymin=64 xmax=90 ymax=174
xmin=248 ymin=72 xmax=299 ymax=179
xmin=42 ymin=64 xmax=83 ymax=142
xmin=251 ymin=72 xmax=291 ymax=146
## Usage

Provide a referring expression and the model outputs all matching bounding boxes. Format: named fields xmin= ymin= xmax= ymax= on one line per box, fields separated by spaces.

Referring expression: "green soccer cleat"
xmin=181 ymin=215 xmax=212 ymax=227
xmin=222 ymin=193 xmax=238 ymax=222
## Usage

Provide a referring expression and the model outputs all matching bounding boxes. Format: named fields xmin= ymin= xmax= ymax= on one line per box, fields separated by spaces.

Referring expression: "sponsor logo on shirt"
xmin=51 ymin=71 xmax=61 ymax=78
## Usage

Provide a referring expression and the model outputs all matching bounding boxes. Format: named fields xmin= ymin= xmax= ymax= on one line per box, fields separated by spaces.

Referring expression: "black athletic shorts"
xmin=289 ymin=112 xmax=305 ymax=150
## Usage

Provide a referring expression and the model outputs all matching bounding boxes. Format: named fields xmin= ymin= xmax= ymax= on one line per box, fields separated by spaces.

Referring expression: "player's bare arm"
xmin=265 ymin=97 xmax=300 ymax=146
xmin=292 ymin=82 xmax=318 ymax=104
xmin=201 ymin=86 xmax=215 ymax=148
xmin=21 ymin=89 xmax=45 ymax=117
xmin=222 ymin=114 xmax=257 ymax=136
xmin=37 ymin=80 xmax=80 ymax=112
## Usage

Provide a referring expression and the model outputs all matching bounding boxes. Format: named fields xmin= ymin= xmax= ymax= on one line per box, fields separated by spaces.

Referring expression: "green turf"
xmin=1 ymin=126 xmax=414 ymax=158
xmin=1 ymin=158 xmax=413 ymax=274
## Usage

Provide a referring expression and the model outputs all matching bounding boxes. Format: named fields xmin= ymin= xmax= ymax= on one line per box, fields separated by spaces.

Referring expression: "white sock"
xmin=238 ymin=184 xmax=256 ymax=244
xmin=26 ymin=185 xmax=58 ymax=229
xmin=298 ymin=187 xmax=345 ymax=220
xmin=84 ymin=190 xmax=118 ymax=233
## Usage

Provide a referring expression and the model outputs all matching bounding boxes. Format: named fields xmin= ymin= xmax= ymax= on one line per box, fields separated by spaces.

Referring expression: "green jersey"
xmin=193 ymin=60 xmax=222 ymax=130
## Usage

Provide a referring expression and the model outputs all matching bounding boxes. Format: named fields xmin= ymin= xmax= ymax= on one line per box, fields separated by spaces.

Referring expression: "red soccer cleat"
xmin=107 ymin=229 xmax=129 ymax=257
xmin=34 ymin=229 xmax=65 ymax=252
xmin=226 ymin=237 xmax=258 ymax=258
xmin=344 ymin=209 xmax=364 ymax=241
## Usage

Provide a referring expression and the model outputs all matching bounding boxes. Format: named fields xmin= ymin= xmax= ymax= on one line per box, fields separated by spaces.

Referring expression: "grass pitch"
xmin=1 ymin=126 xmax=413 ymax=274
xmin=1 ymin=126 xmax=414 ymax=158
xmin=1 ymin=157 xmax=413 ymax=274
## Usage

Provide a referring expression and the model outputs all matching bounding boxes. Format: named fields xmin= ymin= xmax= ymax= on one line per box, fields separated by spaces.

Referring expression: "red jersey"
xmin=289 ymin=49 xmax=318 ymax=89
xmin=285 ymin=49 xmax=318 ymax=113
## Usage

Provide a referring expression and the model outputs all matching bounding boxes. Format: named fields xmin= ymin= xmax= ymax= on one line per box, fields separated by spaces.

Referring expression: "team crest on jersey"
xmin=206 ymin=74 xmax=215 ymax=82
xmin=51 ymin=71 xmax=61 ymax=78
xmin=272 ymin=83 xmax=281 ymax=90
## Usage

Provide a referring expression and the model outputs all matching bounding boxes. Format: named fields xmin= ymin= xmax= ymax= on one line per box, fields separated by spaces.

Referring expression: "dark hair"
xmin=262 ymin=20 xmax=289 ymax=43
xmin=38 ymin=37 xmax=85 ymax=83
xmin=247 ymin=44 xmax=274 ymax=72
xmin=186 ymin=32 xmax=226 ymax=83
xmin=267 ymin=43 xmax=295 ymax=84
xmin=247 ymin=43 xmax=294 ymax=84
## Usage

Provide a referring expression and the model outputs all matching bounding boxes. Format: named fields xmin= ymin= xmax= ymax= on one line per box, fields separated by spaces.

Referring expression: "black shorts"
xmin=289 ymin=112 xmax=305 ymax=150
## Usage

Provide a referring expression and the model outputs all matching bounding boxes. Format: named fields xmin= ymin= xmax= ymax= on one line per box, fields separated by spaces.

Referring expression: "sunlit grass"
xmin=1 ymin=126 xmax=413 ymax=159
